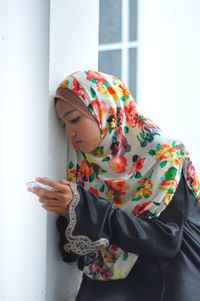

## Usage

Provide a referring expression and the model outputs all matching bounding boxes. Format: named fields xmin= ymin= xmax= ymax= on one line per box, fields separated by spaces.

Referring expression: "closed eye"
xmin=69 ymin=117 xmax=80 ymax=124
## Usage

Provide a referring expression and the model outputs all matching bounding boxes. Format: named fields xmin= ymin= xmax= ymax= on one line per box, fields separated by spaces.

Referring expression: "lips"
xmin=74 ymin=140 xmax=82 ymax=145
xmin=72 ymin=140 xmax=82 ymax=148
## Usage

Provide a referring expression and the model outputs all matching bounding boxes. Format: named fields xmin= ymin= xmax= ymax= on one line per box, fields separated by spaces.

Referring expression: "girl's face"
xmin=56 ymin=100 xmax=101 ymax=153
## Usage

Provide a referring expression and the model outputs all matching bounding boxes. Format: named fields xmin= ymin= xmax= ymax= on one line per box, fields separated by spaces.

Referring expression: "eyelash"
xmin=62 ymin=117 xmax=80 ymax=128
xmin=69 ymin=117 xmax=80 ymax=124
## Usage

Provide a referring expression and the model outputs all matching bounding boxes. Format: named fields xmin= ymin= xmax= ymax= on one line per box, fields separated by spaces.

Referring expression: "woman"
xmin=28 ymin=70 xmax=200 ymax=301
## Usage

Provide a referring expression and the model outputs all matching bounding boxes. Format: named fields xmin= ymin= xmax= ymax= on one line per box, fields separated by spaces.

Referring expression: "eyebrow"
xmin=63 ymin=109 xmax=76 ymax=119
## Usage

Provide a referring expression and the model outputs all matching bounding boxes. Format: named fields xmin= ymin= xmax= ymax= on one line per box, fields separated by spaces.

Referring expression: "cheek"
xmin=79 ymin=120 xmax=100 ymax=140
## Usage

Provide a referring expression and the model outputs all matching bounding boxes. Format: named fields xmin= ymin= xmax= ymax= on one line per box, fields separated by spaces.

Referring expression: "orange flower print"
xmin=113 ymin=196 xmax=126 ymax=207
xmin=86 ymin=70 xmax=107 ymax=84
xmin=192 ymin=174 xmax=200 ymax=194
xmin=105 ymin=179 xmax=128 ymax=207
xmin=67 ymin=169 xmax=76 ymax=182
xmin=129 ymin=156 xmax=145 ymax=175
xmin=59 ymin=79 xmax=69 ymax=88
xmin=159 ymin=179 xmax=177 ymax=205
xmin=80 ymin=160 xmax=92 ymax=179
xmin=72 ymin=78 xmax=87 ymax=101
xmin=109 ymin=107 xmax=115 ymax=114
xmin=124 ymin=101 xmax=139 ymax=128
xmin=97 ymin=82 xmax=115 ymax=96
xmin=107 ymin=114 xmax=117 ymax=130
xmin=132 ymin=178 xmax=152 ymax=201
xmin=89 ymin=187 xmax=99 ymax=197
xmin=91 ymin=100 xmax=107 ymax=124
xmin=116 ymin=82 xmax=130 ymax=101
xmin=109 ymin=155 xmax=127 ymax=173
xmin=112 ymin=77 xmax=130 ymax=101
xmin=101 ymin=127 xmax=107 ymax=137
xmin=104 ymin=178 xmax=130 ymax=194
xmin=106 ymin=190 xmax=126 ymax=207
xmin=132 ymin=200 xmax=152 ymax=217
xmin=155 ymin=144 xmax=181 ymax=166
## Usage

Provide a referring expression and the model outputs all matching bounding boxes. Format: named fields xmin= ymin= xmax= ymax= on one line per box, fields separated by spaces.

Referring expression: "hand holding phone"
xmin=26 ymin=177 xmax=73 ymax=217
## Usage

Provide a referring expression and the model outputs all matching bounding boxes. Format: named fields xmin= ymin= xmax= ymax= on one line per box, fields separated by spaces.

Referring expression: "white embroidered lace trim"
xmin=64 ymin=182 xmax=109 ymax=256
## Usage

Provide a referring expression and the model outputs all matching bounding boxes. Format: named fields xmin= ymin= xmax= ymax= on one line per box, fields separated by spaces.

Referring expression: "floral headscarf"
xmin=56 ymin=70 xmax=200 ymax=281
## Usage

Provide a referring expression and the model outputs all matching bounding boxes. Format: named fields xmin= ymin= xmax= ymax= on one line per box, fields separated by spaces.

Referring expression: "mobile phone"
xmin=26 ymin=181 xmax=56 ymax=191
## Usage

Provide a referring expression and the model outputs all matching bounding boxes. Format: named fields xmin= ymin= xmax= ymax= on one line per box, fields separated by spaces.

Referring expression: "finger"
xmin=36 ymin=177 xmax=70 ymax=192
xmin=29 ymin=187 xmax=63 ymax=199
xmin=27 ymin=187 xmax=43 ymax=197
xmin=42 ymin=205 xmax=66 ymax=215
xmin=40 ymin=199 xmax=64 ymax=207
xmin=58 ymin=179 xmax=70 ymax=185
xmin=39 ymin=197 xmax=57 ymax=203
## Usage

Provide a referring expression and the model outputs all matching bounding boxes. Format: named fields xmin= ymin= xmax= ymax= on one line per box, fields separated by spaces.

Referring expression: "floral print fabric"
xmin=57 ymin=70 xmax=200 ymax=280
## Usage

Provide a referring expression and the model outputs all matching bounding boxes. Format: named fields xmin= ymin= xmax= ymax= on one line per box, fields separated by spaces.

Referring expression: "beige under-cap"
xmin=54 ymin=87 xmax=95 ymax=121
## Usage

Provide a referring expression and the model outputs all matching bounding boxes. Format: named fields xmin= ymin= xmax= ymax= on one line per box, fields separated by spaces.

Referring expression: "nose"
xmin=65 ymin=126 xmax=76 ymax=138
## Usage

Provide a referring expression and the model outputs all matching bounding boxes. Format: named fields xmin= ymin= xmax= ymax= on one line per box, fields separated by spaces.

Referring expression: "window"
xmin=98 ymin=0 xmax=138 ymax=100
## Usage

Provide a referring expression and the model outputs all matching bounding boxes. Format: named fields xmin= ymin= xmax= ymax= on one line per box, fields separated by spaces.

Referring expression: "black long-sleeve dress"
xmin=56 ymin=173 xmax=200 ymax=301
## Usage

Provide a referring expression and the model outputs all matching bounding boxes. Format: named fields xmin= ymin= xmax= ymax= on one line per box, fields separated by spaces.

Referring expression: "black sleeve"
xmin=70 ymin=173 xmax=193 ymax=258
xmin=56 ymin=215 xmax=79 ymax=262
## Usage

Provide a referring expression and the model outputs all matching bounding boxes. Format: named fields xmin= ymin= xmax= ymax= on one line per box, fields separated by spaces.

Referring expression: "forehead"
xmin=56 ymin=100 xmax=77 ymax=116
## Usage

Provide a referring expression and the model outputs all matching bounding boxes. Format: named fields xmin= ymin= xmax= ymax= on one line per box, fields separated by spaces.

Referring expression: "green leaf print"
xmin=124 ymin=126 xmax=129 ymax=134
xmin=160 ymin=160 xmax=167 ymax=168
xmin=132 ymin=196 xmax=141 ymax=202
xmin=99 ymin=185 xmax=105 ymax=193
xmin=156 ymin=143 xmax=161 ymax=150
xmin=114 ymin=191 xmax=120 ymax=198
xmin=89 ymin=173 xmax=95 ymax=182
xmin=90 ymin=87 xmax=96 ymax=98
xmin=132 ymin=155 xmax=138 ymax=162
xmin=103 ymin=81 xmax=109 ymax=88
xmin=69 ymin=161 xmax=74 ymax=169
xmin=123 ymin=252 xmax=128 ymax=261
xmin=164 ymin=167 xmax=177 ymax=180
xmin=135 ymin=172 xmax=142 ymax=179
xmin=102 ymin=157 xmax=110 ymax=162
xmin=90 ymin=78 xmax=98 ymax=84
xmin=148 ymin=150 xmax=156 ymax=156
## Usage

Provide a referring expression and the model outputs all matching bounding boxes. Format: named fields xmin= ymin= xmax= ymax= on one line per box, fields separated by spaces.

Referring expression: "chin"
xmin=79 ymin=145 xmax=95 ymax=154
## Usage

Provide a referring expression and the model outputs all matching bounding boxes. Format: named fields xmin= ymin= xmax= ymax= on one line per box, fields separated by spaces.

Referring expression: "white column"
xmin=138 ymin=0 xmax=200 ymax=175
xmin=47 ymin=1 xmax=99 ymax=300
xmin=0 ymin=0 xmax=50 ymax=300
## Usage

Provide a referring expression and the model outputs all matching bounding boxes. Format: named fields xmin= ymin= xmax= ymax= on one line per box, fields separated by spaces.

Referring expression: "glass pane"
xmin=129 ymin=0 xmax=137 ymax=41
xmin=98 ymin=50 xmax=121 ymax=79
xmin=129 ymin=48 xmax=137 ymax=100
xmin=99 ymin=0 xmax=122 ymax=44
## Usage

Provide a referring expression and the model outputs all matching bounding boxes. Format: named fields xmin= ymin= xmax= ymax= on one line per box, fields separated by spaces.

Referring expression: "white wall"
xmin=0 ymin=0 xmax=99 ymax=300
xmin=138 ymin=0 xmax=200 ymax=175
xmin=47 ymin=1 xmax=99 ymax=301
xmin=0 ymin=0 xmax=50 ymax=300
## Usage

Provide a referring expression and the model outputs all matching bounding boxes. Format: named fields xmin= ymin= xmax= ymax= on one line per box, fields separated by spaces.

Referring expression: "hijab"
xmin=55 ymin=70 xmax=200 ymax=280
